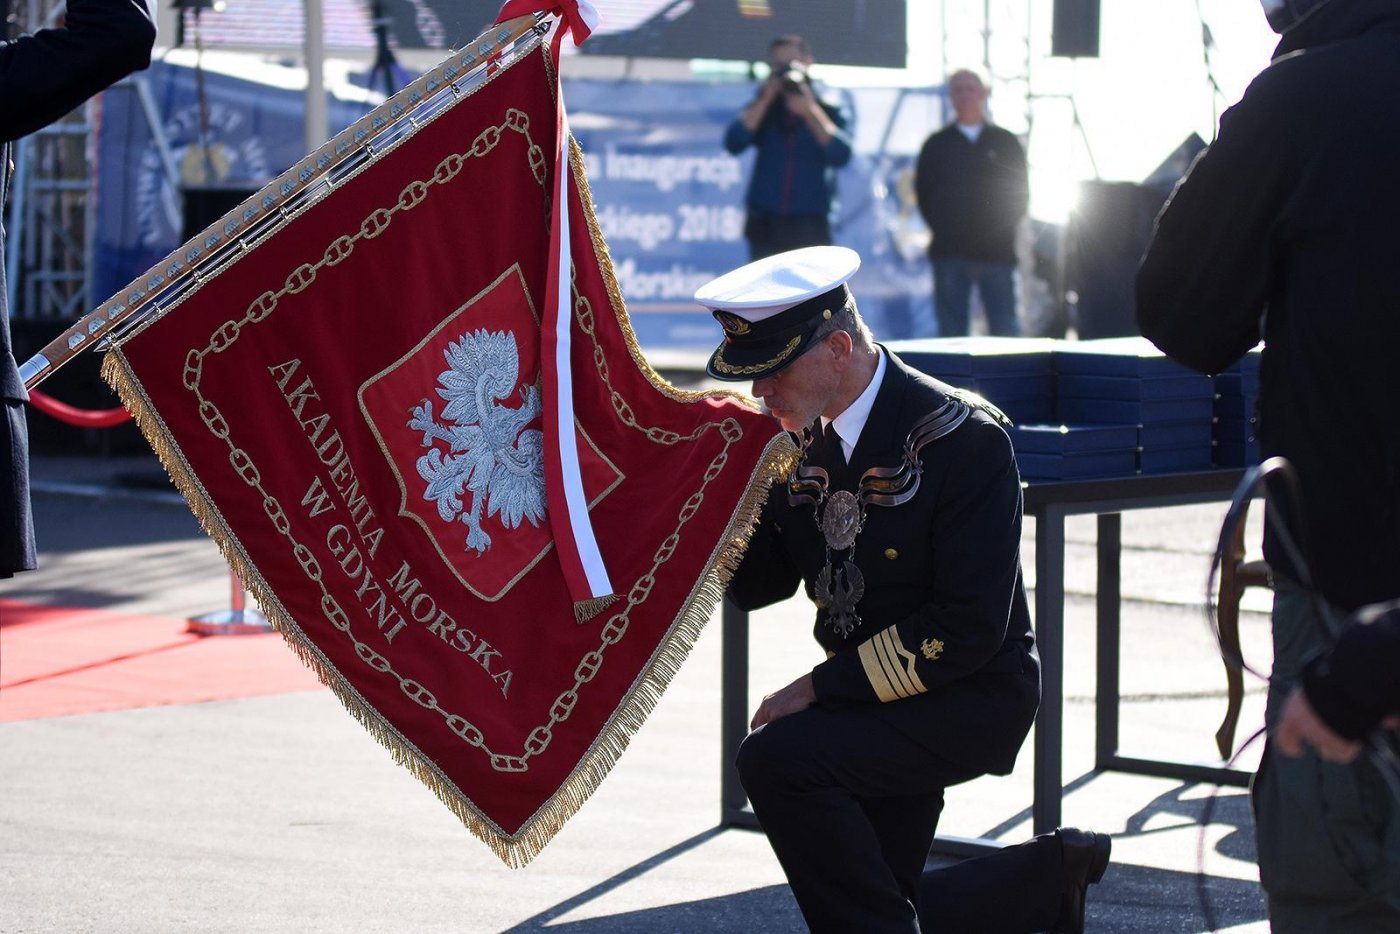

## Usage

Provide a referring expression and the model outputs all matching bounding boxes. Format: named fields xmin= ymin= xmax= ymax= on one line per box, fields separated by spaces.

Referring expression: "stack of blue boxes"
xmin=889 ymin=336 xmax=1228 ymax=483
xmin=1053 ymin=338 xmax=1216 ymax=475
xmin=1213 ymin=348 xmax=1262 ymax=467
xmin=888 ymin=337 xmax=1058 ymax=424
xmin=891 ymin=337 xmax=1133 ymax=481
xmin=1006 ymin=422 xmax=1139 ymax=480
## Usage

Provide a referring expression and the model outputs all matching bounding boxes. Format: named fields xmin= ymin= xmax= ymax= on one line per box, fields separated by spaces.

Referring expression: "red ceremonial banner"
xmin=103 ymin=41 xmax=792 ymax=865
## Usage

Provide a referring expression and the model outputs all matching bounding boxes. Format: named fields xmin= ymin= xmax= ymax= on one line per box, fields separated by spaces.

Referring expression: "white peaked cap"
xmin=694 ymin=246 xmax=861 ymax=320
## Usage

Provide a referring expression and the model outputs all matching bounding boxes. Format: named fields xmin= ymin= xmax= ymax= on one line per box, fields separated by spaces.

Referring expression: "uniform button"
xmin=884 ymin=548 xmax=898 ymax=560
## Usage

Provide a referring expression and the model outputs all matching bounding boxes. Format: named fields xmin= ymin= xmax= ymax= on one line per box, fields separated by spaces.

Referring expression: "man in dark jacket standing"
xmin=700 ymin=246 xmax=1110 ymax=933
xmin=1 ymin=0 xmax=156 ymax=578
xmin=915 ymin=69 xmax=1027 ymax=337
xmin=1136 ymin=1 xmax=1400 ymax=927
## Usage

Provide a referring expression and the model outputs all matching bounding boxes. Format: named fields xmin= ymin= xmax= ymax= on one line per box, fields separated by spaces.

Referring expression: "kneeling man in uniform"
xmin=700 ymin=246 xmax=1110 ymax=933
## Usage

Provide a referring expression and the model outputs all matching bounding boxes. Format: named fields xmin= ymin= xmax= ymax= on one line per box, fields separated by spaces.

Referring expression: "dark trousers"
xmin=920 ymin=837 xmax=1064 ymax=933
xmin=737 ymin=670 xmax=1059 ymax=932
xmin=744 ymin=212 xmax=833 ymax=261
xmin=931 ymin=258 xmax=1019 ymax=337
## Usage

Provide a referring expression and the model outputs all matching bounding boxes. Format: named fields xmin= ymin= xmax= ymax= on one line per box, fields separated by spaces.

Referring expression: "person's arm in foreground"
xmin=1135 ymin=68 xmax=1299 ymax=374
xmin=0 ymin=0 xmax=156 ymax=143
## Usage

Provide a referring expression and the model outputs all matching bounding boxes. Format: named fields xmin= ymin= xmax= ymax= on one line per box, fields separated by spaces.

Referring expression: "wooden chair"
xmin=1215 ymin=497 xmax=1271 ymax=759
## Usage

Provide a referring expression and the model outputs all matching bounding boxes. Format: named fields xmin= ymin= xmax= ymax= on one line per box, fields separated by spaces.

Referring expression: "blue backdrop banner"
xmin=93 ymin=61 xmax=371 ymax=308
xmin=95 ymin=65 xmax=939 ymax=352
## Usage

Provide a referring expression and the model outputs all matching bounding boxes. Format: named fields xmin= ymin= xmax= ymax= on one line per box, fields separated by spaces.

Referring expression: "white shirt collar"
xmin=821 ymin=348 xmax=886 ymax=461
xmin=956 ymin=121 xmax=984 ymax=143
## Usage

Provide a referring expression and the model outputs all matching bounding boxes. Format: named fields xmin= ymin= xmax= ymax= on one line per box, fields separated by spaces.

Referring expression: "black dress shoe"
xmin=1052 ymin=827 xmax=1111 ymax=934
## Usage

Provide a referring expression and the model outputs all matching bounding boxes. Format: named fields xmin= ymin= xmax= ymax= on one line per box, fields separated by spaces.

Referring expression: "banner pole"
xmin=303 ymin=0 xmax=329 ymax=155
xmin=18 ymin=11 xmax=548 ymax=393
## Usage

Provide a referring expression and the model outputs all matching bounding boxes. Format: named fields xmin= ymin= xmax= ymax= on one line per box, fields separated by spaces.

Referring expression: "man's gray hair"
xmin=812 ymin=300 xmax=873 ymax=349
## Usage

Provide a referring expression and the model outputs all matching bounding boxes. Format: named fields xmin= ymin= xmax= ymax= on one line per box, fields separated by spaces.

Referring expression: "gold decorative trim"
xmin=859 ymin=634 xmax=897 ymax=702
xmin=103 ymin=44 xmax=799 ymax=870
xmin=569 ymin=139 xmax=760 ymax=411
xmin=710 ymin=335 xmax=803 ymax=377
xmin=78 ymin=17 xmax=544 ymax=356
xmin=858 ymin=626 xmax=928 ymax=702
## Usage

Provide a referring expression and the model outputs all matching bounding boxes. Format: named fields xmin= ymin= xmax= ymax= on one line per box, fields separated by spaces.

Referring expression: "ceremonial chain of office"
xmin=789 ymin=398 xmax=971 ymax=638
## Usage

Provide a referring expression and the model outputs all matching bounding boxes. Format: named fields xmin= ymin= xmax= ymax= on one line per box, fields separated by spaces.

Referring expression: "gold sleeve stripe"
xmin=876 ymin=629 xmax=919 ymax=697
xmin=858 ymin=626 xmax=929 ymax=702
xmin=858 ymin=638 xmax=900 ymax=702
xmin=890 ymin=632 xmax=929 ymax=695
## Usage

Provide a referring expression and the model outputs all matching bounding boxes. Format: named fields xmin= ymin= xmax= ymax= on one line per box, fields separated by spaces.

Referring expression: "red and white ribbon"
xmin=495 ymin=0 xmax=613 ymax=604
xmin=497 ymin=0 xmax=599 ymax=51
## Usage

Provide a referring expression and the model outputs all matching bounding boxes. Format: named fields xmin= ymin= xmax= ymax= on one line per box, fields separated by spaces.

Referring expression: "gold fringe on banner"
xmin=99 ymin=57 xmax=799 ymax=865
xmin=107 ymin=345 xmax=794 ymax=868
xmin=480 ymin=131 xmax=799 ymax=864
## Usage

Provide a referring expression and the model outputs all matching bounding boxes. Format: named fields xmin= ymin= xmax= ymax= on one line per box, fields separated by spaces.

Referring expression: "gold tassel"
xmin=573 ymin=593 xmax=619 ymax=623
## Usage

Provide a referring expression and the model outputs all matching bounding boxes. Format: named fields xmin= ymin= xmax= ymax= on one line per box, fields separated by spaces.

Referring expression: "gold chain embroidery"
xmin=181 ymin=109 xmax=546 ymax=771
xmin=175 ymin=105 xmax=752 ymax=775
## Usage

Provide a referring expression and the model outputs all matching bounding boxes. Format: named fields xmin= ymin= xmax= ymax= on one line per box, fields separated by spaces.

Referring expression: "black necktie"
xmin=823 ymin=421 xmax=846 ymax=467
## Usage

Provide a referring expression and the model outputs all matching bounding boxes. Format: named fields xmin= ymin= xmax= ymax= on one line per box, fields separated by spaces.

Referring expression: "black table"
xmin=720 ymin=468 xmax=1253 ymax=853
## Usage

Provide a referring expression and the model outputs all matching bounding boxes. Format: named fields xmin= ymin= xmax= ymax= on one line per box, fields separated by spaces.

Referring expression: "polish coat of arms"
xmin=359 ymin=266 xmax=623 ymax=601
xmin=409 ymin=328 xmax=546 ymax=555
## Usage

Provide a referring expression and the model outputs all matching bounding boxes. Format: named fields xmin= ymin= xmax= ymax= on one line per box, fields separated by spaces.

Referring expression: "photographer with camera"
xmin=724 ymin=35 xmax=852 ymax=260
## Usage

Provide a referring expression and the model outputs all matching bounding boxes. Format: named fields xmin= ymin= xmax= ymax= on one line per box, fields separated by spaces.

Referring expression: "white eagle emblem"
xmin=408 ymin=328 xmax=546 ymax=555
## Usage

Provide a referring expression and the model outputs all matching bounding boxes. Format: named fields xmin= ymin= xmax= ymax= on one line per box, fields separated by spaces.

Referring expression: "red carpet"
xmin=0 ymin=598 xmax=322 ymax=722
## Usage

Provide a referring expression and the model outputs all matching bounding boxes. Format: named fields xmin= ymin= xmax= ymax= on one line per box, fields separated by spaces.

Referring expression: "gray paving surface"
xmin=1 ymin=452 xmax=1276 ymax=933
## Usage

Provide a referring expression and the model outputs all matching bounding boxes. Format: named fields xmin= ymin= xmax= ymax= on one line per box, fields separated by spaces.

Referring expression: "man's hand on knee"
xmin=751 ymin=673 xmax=817 ymax=730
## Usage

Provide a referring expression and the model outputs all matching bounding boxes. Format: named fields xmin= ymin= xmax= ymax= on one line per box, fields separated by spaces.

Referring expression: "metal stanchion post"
xmin=187 ymin=569 xmax=273 ymax=635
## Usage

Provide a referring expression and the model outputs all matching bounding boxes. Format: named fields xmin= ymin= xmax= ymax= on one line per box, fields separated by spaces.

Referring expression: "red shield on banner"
xmin=103 ymin=42 xmax=792 ymax=865
xmin=358 ymin=267 xmax=623 ymax=601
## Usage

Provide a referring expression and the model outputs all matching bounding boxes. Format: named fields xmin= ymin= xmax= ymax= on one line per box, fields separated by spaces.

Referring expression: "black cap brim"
xmin=705 ymin=285 xmax=852 ymax=381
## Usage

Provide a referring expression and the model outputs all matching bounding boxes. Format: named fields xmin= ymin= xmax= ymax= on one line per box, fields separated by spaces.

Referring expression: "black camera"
xmin=779 ymin=62 xmax=809 ymax=94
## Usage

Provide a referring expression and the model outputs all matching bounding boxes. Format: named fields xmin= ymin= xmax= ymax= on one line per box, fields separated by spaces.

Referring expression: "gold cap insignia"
xmin=717 ymin=312 xmax=751 ymax=335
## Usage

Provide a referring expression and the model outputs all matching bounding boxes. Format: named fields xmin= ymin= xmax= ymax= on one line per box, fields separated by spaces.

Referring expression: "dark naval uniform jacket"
xmin=730 ymin=348 xmax=1039 ymax=777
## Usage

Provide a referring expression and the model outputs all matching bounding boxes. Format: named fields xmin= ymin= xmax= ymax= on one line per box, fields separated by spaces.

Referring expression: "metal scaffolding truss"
xmin=938 ymin=0 xmax=1034 ymax=133
xmin=5 ymin=0 xmax=100 ymax=322
xmin=7 ymin=109 xmax=96 ymax=322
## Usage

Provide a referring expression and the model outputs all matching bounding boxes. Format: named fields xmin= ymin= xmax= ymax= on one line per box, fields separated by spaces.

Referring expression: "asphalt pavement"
xmin=1 ymin=451 xmax=1275 ymax=933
